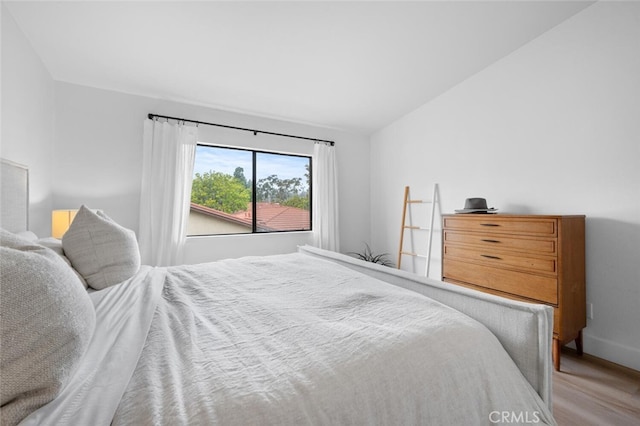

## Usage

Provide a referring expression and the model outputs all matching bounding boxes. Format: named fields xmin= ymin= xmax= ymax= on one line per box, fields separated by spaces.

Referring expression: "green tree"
xmin=305 ymin=163 xmax=310 ymax=188
xmin=281 ymin=195 xmax=309 ymax=210
xmin=256 ymin=174 xmax=279 ymax=203
xmin=256 ymin=175 xmax=306 ymax=206
xmin=234 ymin=167 xmax=249 ymax=189
xmin=191 ymin=171 xmax=251 ymax=214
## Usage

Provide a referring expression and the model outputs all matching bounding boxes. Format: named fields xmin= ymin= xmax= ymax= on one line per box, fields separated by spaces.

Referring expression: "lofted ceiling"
xmin=5 ymin=1 xmax=593 ymax=134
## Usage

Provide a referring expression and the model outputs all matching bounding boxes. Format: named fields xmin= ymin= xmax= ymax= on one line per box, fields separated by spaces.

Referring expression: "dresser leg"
xmin=575 ymin=330 xmax=584 ymax=356
xmin=553 ymin=338 xmax=561 ymax=371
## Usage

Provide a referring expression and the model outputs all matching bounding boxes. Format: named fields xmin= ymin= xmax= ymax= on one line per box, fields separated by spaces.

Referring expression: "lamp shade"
xmin=52 ymin=209 xmax=78 ymax=239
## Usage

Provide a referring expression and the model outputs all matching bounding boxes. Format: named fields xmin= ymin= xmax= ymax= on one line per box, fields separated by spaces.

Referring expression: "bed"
xmin=0 ymin=159 xmax=555 ymax=425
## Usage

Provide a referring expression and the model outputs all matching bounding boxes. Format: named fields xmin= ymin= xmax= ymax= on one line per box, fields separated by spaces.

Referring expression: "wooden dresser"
xmin=441 ymin=214 xmax=585 ymax=371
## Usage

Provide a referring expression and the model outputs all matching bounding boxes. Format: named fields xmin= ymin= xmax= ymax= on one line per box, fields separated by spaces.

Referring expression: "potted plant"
xmin=348 ymin=243 xmax=394 ymax=267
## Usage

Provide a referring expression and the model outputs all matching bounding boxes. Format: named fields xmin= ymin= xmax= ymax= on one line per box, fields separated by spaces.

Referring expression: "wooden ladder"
xmin=397 ymin=184 xmax=439 ymax=277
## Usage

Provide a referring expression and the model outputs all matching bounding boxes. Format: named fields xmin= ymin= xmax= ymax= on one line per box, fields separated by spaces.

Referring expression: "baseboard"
xmin=561 ymin=347 xmax=640 ymax=377
xmin=581 ymin=333 xmax=640 ymax=372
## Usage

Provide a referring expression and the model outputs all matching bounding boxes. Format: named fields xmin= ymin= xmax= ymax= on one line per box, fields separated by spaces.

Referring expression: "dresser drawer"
xmin=443 ymin=216 xmax=557 ymax=237
xmin=443 ymin=230 xmax=557 ymax=255
xmin=444 ymin=245 xmax=557 ymax=275
xmin=443 ymin=258 xmax=558 ymax=304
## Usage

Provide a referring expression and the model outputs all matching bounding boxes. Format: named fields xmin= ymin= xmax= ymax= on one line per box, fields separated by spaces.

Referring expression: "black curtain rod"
xmin=148 ymin=113 xmax=335 ymax=146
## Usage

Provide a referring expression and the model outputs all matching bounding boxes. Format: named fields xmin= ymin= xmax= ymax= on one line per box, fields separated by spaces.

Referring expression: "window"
xmin=188 ymin=145 xmax=312 ymax=236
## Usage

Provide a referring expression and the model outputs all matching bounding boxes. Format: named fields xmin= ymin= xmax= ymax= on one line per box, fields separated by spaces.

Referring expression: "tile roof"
xmin=190 ymin=202 xmax=310 ymax=231
xmin=190 ymin=203 xmax=252 ymax=227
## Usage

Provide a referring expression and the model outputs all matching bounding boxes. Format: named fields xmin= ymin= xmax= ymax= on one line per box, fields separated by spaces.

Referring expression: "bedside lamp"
xmin=52 ymin=209 xmax=78 ymax=239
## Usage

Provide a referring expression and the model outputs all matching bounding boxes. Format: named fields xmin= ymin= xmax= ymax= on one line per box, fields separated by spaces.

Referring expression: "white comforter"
xmin=22 ymin=253 xmax=555 ymax=425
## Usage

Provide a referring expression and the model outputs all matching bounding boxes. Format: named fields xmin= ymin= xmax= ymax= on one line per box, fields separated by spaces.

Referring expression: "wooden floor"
xmin=553 ymin=349 xmax=640 ymax=425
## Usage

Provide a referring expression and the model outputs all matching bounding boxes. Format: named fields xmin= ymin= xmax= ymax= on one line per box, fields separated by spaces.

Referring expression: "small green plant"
xmin=348 ymin=243 xmax=395 ymax=267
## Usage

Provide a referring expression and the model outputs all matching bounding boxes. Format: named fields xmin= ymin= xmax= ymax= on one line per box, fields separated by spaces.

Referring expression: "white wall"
xmin=52 ymin=82 xmax=370 ymax=263
xmin=370 ymin=2 xmax=640 ymax=371
xmin=1 ymin=5 xmax=54 ymax=236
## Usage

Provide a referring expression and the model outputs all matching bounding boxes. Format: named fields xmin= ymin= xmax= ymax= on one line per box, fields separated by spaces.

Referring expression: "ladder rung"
xmin=404 ymin=226 xmax=431 ymax=230
xmin=400 ymin=251 xmax=428 ymax=258
xmin=408 ymin=200 xmax=433 ymax=204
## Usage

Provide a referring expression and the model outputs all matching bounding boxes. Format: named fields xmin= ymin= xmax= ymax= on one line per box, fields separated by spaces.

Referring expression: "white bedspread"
xmin=21 ymin=253 xmax=555 ymax=425
xmin=113 ymin=254 xmax=554 ymax=425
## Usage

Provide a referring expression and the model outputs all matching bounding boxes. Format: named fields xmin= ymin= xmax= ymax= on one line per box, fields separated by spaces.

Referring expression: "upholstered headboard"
xmin=0 ymin=158 xmax=29 ymax=233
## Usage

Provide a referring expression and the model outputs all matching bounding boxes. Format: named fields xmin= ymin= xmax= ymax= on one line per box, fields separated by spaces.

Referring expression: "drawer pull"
xmin=480 ymin=223 xmax=500 ymax=227
xmin=481 ymin=239 xmax=500 ymax=243
xmin=481 ymin=254 xmax=502 ymax=260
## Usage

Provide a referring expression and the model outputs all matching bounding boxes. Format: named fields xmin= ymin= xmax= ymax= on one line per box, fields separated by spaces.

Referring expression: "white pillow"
xmin=62 ymin=205 xmax=141 ymax=290
xmin=0 ymin=229 xmax=96 ymax=425
xmin=15 ymin=230 xmax=38 ymax=242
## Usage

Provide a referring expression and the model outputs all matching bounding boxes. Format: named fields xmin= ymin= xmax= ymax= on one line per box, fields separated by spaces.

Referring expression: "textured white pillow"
xmin=0 ymin=229 xmax=96 ymax=425
xmin=15 ymin=230 xmax=38 ymax=241
xmin=62 ymin=205 xmax=141 ymax=290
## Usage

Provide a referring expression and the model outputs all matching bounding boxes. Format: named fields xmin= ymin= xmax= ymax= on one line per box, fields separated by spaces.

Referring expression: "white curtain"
xmin=312 ymin=142 xmax=340 ymax=251
xmin=139 ymin=119 xmax=198 ymax=266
